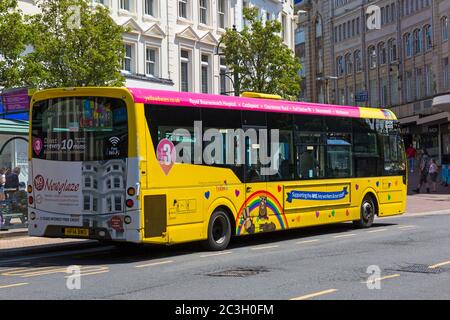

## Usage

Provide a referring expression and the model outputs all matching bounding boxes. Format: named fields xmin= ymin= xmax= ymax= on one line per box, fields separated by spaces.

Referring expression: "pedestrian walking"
xmin=414 ymin=148 xmax=430 ymax=194
xmin=429 ymin=159 xmax=439 ymax=192
xmin=4 ymin=167 xmax=20 ymax=191
xmin=406 ymin=144 xmax=417 ymax=173
xmin=0 ymin=168 xmax=6 ymax=201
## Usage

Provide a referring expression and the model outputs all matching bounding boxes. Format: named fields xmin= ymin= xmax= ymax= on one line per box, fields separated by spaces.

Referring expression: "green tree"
xmin=0 ymin=0 xmax=28 ymax=88
xmin=23 ymin=0 xmax=127 ymax=88
xmin=220 ymin=8 xmax=302 ymax=101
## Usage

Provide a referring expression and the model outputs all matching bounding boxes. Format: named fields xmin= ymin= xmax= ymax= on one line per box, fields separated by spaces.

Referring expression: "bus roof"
xmin=31 ymin=87 xmax=397 ymax=121
xmin=128 ymin=88 xmax=397 ymax=121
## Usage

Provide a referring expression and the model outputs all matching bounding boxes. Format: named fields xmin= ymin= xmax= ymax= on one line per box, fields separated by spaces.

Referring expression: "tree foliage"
xmin=220 ymin=8 xmax=302 ymax=100
xmin=22 ymin=0 xmax=128 ymax=88
xmin=0 ymin=0 xmax=28 ymax=88
xmin=1 ymin=0 xmax=127 ymax=89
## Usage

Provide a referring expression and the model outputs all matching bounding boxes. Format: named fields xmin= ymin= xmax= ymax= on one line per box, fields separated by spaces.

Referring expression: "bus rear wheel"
xmin=202 ymin=209 xmax=231 ymax=251
xmin=353 ymin=195 xmax=376 ymax=228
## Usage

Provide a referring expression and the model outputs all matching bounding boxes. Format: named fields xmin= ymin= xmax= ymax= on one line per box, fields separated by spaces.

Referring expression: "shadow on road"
xmin=0 ymin=222 xmax=397 ymax=269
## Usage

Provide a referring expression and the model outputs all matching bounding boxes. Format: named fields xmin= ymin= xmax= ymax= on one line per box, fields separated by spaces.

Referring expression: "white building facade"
xmin=18 ymin=0 xmax=296 ymax=95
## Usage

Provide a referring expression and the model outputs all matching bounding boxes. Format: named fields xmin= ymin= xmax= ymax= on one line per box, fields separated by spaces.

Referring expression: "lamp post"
xmin=316 ymin=76 xmax=338 ymax=104
xmin=215 ymin=25 xmax=240 ymax=96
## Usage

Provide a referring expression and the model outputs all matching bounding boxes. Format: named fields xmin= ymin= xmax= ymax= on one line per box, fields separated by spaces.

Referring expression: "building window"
xmin=336 ymin=56 xmax=345 ymax=76
xmin=378 ymin=42 xmax=387 ymax=65
xmin=425 ymin=64 xmax=433 ymax=96
xmin=201 ymin=54 xmax=210 ymax=94
xmin=413 ymin=29 xmax=423 ymax=54
xmin=354 ymin=50 xmax=361 ymax=72
xmin=199 ymin=0 xmax=208 ymax=25
xmin=84 ymin=176 xmax=91 ymax=188
xmin=424 ymin=25 xmax=432 ymax=50
xmin=145 ymin=47 xmax=157 ymax=77
xmin=415 ymin=68 xmax=423 ymax=99
xmin=345 ymin=54 xmax=353 ymax=75
xmin=144 ymin=0 xmax=154 ymax=16
xmin=368 ymin=46 xmax=377 ymax=69
xmin=92 ymin=198 xmax=98 ymax=212
xmin=405 ymin=71 xmax=413 ymax=102
xmin=114 ymin=196 xmax=122 ymax=211
xmin=122 ymin=43 xmax=133 ymax=73
xmin=179 ymin=0 xmax=189 ymax=19
xmin=388 ymin=39 xmax=397 ymax=62
xmin=444 ymin=58 xmax=449 ymax=89
xmin=83 ymin=196 xmax=90 ymax=211
xmin=106 ymin=197 xmax=112 ymax=212
xmin=114 ymin=177 xmax=121 ymax=188
xmin=217 ymin=0 xmax=226 ymax=29
xmin=120 ymin=0 xmax=132 ymax=11
xmin=219 ymin=56 xmax=228 ymax=95
xmin=180 ymin=49 xmax=191 ymax=92
xmin=442 ymin=17 xmax=448 ymax=41
xmin=404 ymin=33 xmax=412 ymax=57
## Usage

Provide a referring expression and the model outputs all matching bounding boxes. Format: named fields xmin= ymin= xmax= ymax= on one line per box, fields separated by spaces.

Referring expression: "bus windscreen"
xmin=31 ymin=97 xmax=128 ymax=161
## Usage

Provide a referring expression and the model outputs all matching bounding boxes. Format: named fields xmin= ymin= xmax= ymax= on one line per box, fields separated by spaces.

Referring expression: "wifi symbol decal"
xmin=109 ymin=137 xmax=120 ymax=146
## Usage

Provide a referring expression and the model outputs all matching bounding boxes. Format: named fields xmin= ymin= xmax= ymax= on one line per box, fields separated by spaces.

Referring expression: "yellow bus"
xmin=28 ymin=87 xmax=407 ymax=250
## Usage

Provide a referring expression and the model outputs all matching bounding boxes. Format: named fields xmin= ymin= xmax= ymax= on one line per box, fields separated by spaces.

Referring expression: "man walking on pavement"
xmin=414 ymin=148 xmax=430 ymax=194
xmin=406 ymin=144 xmax=417 ymax=173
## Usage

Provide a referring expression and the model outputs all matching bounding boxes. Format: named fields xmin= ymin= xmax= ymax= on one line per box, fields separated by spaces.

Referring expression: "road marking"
xmin=0 ymin=267 xmax=28 ymax=273
xmin=135 ymin=260 xmax=174 ymax=268
xmin=200 ymin=251 xmax=232 ymax=258
xmin=0 ymin=282 xmax=29 ymax=289
xmin=296 ymin=239 xmax=320 ymax=245
xmin=333 ymin=233 xmax=357 ymax=239
xmin=398 ymin=225 xmax=416 ymax=229
xmin=64 ymin=267 xmax=110 ymax=278
xmin=251 ymin=245 xmax=280 ymax=251
xmin=0 ymin=245 xmax=114 ymax=265
xmin=2 ymin=265 xmax=109 ymax=278
xmin=429 ymin=260 xmax=450 ymax=269
xmin=368 ymin=228 xmax=388 ymax=233
xmin=290 ymin=289 xmax=338 ymax=300
xmin=361 ymin=274 xmax=400 ymax=284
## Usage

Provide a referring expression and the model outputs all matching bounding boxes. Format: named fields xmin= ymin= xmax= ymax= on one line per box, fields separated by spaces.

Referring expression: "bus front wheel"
xmin=203 ymin=209 xmax=231 ymax=251
xmin=353 ymin=195 xmax=376 ymax=228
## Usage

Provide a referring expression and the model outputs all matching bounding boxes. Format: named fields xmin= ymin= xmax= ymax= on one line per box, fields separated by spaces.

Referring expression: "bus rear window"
xmin=31 ymin=97 xmax=128 ymax=161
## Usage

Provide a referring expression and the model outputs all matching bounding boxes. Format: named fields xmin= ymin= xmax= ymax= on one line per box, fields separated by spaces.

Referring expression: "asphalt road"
xmin=1 ymin=210 xmax=450 ymax=300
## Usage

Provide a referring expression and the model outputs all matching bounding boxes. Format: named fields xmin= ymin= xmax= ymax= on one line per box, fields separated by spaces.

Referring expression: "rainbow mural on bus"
xmin=235 ymin=191 xmax=288 ymax=235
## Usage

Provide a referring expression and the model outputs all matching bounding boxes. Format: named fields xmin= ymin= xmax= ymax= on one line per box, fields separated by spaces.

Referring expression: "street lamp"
xmin=215 ymin=25 xmax=240 ymax=96
xmin=316 ymin=76 xmax=338 ymax=104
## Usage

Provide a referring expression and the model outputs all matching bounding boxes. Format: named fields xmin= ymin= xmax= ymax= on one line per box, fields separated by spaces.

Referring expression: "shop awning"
xmin=416 ymin=112 xmax=450 ymax=125
xmin=433 ymin=93 xmax=450 ymax=113
xmin=0 ymin=119 xmax=29 ymax=135
xmin=398 ymin=115 xmax=420 ymax=125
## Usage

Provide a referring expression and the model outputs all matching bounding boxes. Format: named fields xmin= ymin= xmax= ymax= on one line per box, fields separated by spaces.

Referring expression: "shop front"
xmin=0 ymin=88 xmax=31 ymax=230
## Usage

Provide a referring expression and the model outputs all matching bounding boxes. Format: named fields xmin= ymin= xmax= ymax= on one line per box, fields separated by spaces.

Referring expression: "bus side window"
xmin=353 ymin=118 xmax=381 ymax=177
xmin=242 ymin=111 xmax=267 ymax=183
xmin=267 ymin=112 xmax=295 ymax=181
xmin=294 ymin=115 xmax=326 ymax=180
xmin=201 ymin=108 xmax=244 ymax=181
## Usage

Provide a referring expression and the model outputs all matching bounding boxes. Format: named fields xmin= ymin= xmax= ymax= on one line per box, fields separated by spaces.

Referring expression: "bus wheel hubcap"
xmin=362 ymin=202 xmax=373 ymax=221
xmin=212 ymin=215 xmax=228 ymax=244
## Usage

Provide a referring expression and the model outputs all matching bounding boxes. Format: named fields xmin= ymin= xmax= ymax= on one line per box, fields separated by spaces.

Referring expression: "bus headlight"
xmin=27 ymin=185 xmax=33 ymax=193
xmin=124 ymin=216 xmax=132 ymax=224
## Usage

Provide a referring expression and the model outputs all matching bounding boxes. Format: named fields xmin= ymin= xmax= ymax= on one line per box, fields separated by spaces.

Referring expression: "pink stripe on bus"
xmin=128 ymin=88 xmax=362 ymax=118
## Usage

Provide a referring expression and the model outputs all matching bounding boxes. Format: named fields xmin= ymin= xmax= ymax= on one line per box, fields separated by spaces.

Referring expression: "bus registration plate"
xmin=65 ymin=228 xmax=89 ymax=237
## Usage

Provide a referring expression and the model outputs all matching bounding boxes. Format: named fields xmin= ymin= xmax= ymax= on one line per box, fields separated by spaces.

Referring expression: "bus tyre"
xmin=353 ymin=195 xmax=376 ymax=228
xmin=203 ymin=210 xmax=231 ymax=251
